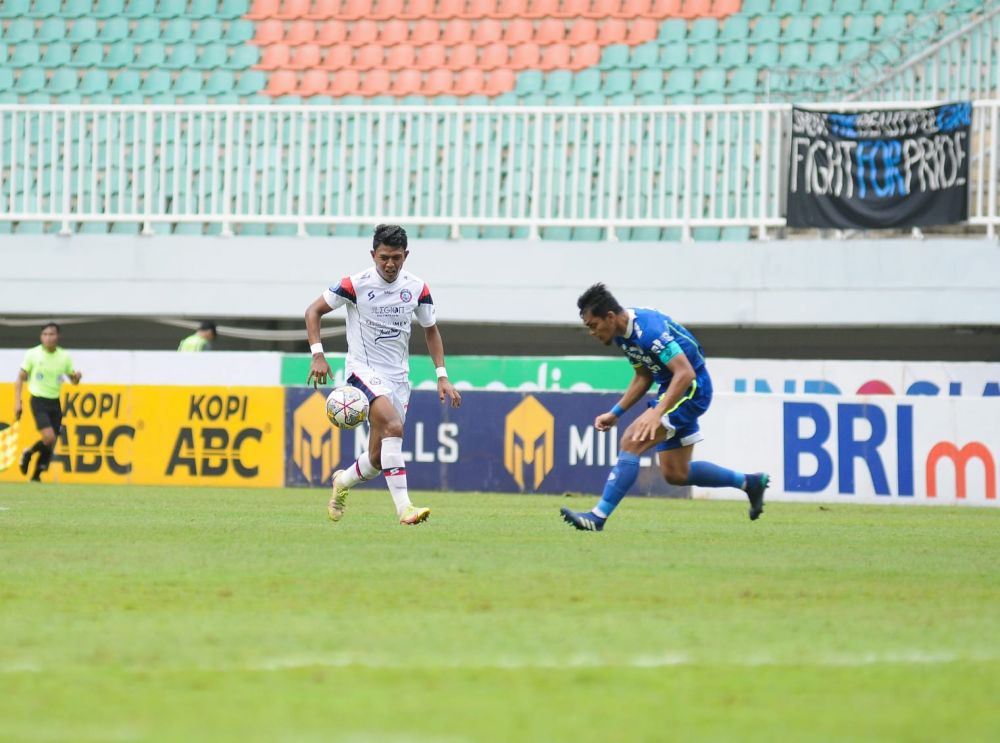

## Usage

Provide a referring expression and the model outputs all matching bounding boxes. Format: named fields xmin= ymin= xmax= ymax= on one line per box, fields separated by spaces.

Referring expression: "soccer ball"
xmin=325 ymin=385 xmax=369 ymax=430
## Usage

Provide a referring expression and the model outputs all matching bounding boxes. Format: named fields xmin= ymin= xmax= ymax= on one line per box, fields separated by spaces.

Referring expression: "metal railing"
xmin=0 ymin=101 xmax=997 ymax=239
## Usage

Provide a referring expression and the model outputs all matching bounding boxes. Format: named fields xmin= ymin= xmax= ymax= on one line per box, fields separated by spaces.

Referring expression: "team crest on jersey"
xmin=399 ymin=289 xmax=412 ymax=303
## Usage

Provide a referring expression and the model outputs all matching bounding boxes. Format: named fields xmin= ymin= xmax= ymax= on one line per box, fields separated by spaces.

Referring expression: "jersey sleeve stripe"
xmin=334 ymin=277 xmax=357 ymax=301
xmin=418 ymin=283 xmax=433 ymax=304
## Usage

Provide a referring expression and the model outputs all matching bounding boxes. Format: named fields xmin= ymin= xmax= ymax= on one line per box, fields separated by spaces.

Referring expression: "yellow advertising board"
xmin=0 ymin=384 xmax=284 ymax=487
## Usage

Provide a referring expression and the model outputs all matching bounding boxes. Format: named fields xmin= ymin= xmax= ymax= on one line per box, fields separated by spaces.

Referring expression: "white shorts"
xmin=345 ymin=366 xmax=411 ymax=423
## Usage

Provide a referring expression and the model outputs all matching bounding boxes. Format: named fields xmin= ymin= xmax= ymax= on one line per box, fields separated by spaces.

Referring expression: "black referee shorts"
xmin=30 ymin=396 xmax=63 ymax=435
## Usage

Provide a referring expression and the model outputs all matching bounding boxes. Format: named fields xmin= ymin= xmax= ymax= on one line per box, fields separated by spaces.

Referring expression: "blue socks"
xmin=687 ymin=461 xmax=745 ymax=489
xmin=594 ymin=452 xmax=640 ymax=518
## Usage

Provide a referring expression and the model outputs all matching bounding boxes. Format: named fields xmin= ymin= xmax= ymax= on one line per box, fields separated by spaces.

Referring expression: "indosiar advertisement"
xmin=0 ymin=384 xmax=284 ymax=486
xmin=284 ymin=387 xmax=684 ymax=496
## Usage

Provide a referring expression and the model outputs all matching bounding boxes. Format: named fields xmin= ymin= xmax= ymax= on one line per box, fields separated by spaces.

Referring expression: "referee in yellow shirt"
xmin=13 ymin=323 xmax=82 ymax=482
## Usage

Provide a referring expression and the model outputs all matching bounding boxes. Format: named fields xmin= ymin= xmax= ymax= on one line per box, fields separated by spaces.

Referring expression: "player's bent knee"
xmin=661 ymin=465 xmax=688 ymax=486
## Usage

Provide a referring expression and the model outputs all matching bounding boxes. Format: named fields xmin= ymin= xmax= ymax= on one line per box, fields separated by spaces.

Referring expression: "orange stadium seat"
xmin=336 ymin=0 xmax=371 ymax=18
xmin=305 ymin=0 xmax=340 ymax=19
xmin=571 ymin=41 xmax=600 ymax=68
xmin=329 ymin=68 xmax=360 ymax=94
xmin=381 ymin=19 xmax=409 ymax=46
xmin=566 ymin=18 xmax=598 ymax=45
xmin=320 ymin=42 xmax=353 ymax=69
xmin=626 ymin=17 xmax=658 ymax=44
xmin=678 ymin=0 xmax=711 ymax=18
xmin=433 ymin=0 xmax=467 ymax=19
xmin=503 ymin=19 xmax=534 ymax=45
xmin=648 ymin=0 xmax=681 ymax=15
xmin=289 ymin=42 xmax=322 ymax=69
xmin=359 ymin=68 xmax=390 ymax=95
xmin=414 ymin=43 xmax=447 ymax=70
xmin=493 ymin=0 xmax=528 ymax=18
xmin=447 ymin=42 xmax=478 ymax=70
xmin=454 ymin=67 xmax=484 ymax=95
xmin=371 ymin=0 xmax=404 ymax=19
xmin=276 ymin=0 xmax=311 ymax=18
xmin=389 ymin=68 xmax=422 ymax=95
xmin=353 ymin=43 xmax=384 ymax=69
xmin=299 ymin=68 xmax=330 ymax=95
xmin=618 ymin=0 xmax=652 ymax=16
xmin=538 ymin=43 xmax=571 ymax=70
xmin=596 ymin=17 xmax=628 ymax=44
xmin=712 ymin=0 xmax=740 ymax=12
xmin=257 ymin=43 xmax=291 ymax=69
xmin=480 ymin=41 xmax=509 ymax=69
xmin=526 ymin=0 xmax=559 ymax=17
xmin=554 ymin=0 xmax=590 ymax=18
xmin=483 ymin=67 xmax=515 ymax=95
xmin=347 ymin=19 xmax=378 ymax=45
xmin=400 ymin=0 xmax=435 ymax=18
xmin=473 ymin=18 xmax=504 ymax=45
xmin=247 ymin=0 xmax=280 ymax=19
xmin=441 ymin=19 xmax=472 ymax=45
xmin=423 ymin=68 xmax=453 ymax=95
xmin=253 ymin=19 xmax=285 ymax=46
xmin=316 ymin=19 xmax=348 ymax=44
xmin=410 ymin=19 xmax=441 ymax=45
xmin=286 ymin=19 xmax=317 ymax=44
xmin=264 ymin=69 xmax=298 ymax=95
xmin=535 ymin=18 xmax=565 ymax=45
xmin=509 ymin=42 xmax=541 ymax=70
xmin=384 ymin=43 xmax=416 ymax=69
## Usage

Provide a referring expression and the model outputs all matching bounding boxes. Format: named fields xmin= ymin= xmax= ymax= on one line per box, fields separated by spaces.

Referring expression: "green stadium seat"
xmin=101 ymin=40 xmax=136 ymax=68
xmin=13 ymin=68 xmax=46 ymax=95
xmin=0 ymin=44 xmax=6 ymax=66
xmin=10 ymin=43 xmax=41 ymax=69
xmin=173 ymin=70 xmax=204 ymax=97
xmin=603 ymin=69 xmax=631 ymax=96
xmin=599 ymin=44 xmax=630 ymax=70
xmin=878 ymin=14 xmax=907 ymax=38
xmin=892 ymin=0 xmax=921 ymax=11
xmin=780 ymin=41 xmax=809 ymax=66
xmin=634 ymin=69 xmax=663 ymax=94
xmin=36 ymin=18 xmax=67 ymax=44
xmin=750 ymin=41 xmax=779 ymax=67
xmin=665 ymin=68 xmax=695 ymax=96
xmin=111 ymin=222 xmax=141 ymax=235
xmin=154 ymin=0 xmax=187 ymax=17
xmin=658 ymin=19 xmax=687 ymax=44
xmin=234 ymin=71 xmax=266 ymax=96
xmin=572 ymin=68 xmax=601 ymax=96
xmin=133 ymin=18 xmax=162 ymax=44
xmin=46 ymin=69 xmax=78 ymax=96
xmin=224 ymin=19 xmax=256 ymax=45
xmin=719 ymin=15 xmax=750 ymax=42
xmin=164 ymin=42 xmax=198 ymax=70
xmin=0 ymin=68 xmax=14 ymax=93
xmin=841 ymin=40 xmax=869 ymax=61
xmin=109 ymin=70 xmax=141 ymax=96
xmin=190 ymin=0 xmax=225 ymax=18
xmin=91 ymin=0 xmax=125 ymax=20
xmin=544 ymin=70 xmax=573 ymax=94
xmin=204 ymin=70 xmax=235 ymax=96
xmin=3 ymin=19 xmax=35 ymax=44
xmin=847 ymin=13 xmax=876 ymax=40
xmin=773 ymin=0 xmax=801 ymax=12
xmin=194 ymin=43 xmax=229 ymax=70
xmin=69 ymin=41 xmax=103 ymax=68
xmin=750 ymin=16 xmax=781 ymax=42
xmin=695 ymin=68 xmax=726 ymax=95
xmin=223 ymin=44 xmax=260 ymax=69
xmin=692 ymin=227 xmax=721 ymax=241
xmin=218 ymin=0 xmax=251 ymax=19
xmin=99 ymin=18 xmax=130 ymax=43
xmin=609 ymin=92 xmax=634 ymax=105
xmin=194 ymin=18 xmax=225 ymax=44
xmin=689 ymin=18 xmax=718 ymax=43
xmin=658 ymin=42 xmax=687 ymax=68
xmin=68 ymin=18 xmax=99 ymax=43
xmin=783 ymin=16 xmax=813 ymax=42
xmin=29 ymin=0 xmax=62 ymax=16
xmin=814 ymin=16 xmax=845 ymax=41
xmin=721 ymin=41 xmax=749 ymax=66
xmin=0 ymin=0 xmax=30 ymax=18
xmin=638 ymin=91 xmax=665 ymax=105
xmin=124 ymin=0 xmax=156 ymax=17
xmin=729 ymin=67 xmax=759 ymax=93
xmin=514 ymin=69 xmax=543 ymax=95
xmin=627 ymin=42 xmax=659 ymax=70
xmin=135 ymin=42 xmax=167 ymax=69
xmin=740 ymin=0 xmax=770 ymax=14
xmin=161 ymin=19 xmax=193 ymax=44
xmin=811 ymin=40 xmax=840 ymax=67
xmin=689 ymin=42 xmax=719 ymax=67
xmin=78 ymin=69 xmax=109 ymax=95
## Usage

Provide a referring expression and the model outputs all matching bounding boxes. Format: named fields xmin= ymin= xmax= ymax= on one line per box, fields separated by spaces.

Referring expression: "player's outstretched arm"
xmin=423 ymin=324 xmax=461 ymax=408
xmin=305 ymin=296 xmax=334 ymax=388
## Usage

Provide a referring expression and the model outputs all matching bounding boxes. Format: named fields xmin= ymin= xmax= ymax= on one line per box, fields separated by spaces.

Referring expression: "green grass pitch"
xmin=1 ymin=483 xmax=999 ymax=743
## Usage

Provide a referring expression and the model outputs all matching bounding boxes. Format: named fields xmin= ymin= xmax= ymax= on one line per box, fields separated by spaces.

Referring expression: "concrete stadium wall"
xmin=3 ymin=235 xmax=999 ymax=327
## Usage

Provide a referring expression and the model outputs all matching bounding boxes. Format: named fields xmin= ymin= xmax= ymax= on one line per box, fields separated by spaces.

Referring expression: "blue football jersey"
xmin=613 ymin=307 xmax=706 ymax=386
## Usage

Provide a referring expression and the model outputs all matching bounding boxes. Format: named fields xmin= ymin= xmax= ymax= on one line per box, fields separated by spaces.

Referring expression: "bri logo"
xmin=784 ymin=401 xmax=996 ymax=500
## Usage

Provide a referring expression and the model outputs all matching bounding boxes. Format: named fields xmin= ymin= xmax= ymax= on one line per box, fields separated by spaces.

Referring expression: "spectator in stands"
xmin=178 ymin=321 xmax=218 ymax=352
xmin=560 ymin=283 xmax=769 ymax=532
xmin=13 ymin=322 xmax=82 ymax=482
xmin=304 ymin=223 xmax=462 ymax=526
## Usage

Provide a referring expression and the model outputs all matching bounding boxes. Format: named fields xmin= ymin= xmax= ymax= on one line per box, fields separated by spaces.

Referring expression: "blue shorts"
xmin=648 ymin=370 xmax=713 ymax=452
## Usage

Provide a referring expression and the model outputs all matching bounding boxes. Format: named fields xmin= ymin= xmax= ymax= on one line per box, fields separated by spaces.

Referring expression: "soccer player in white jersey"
xmin=304 ymin=224 xmax=462 ymax=525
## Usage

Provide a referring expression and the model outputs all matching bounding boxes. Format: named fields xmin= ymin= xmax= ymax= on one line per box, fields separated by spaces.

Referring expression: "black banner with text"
xmin=787 ymin=103 xmax=971 ymax=229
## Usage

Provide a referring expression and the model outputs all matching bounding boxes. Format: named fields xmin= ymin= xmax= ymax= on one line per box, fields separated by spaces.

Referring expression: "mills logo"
xmin=292 ymin=391 xmax=341 ymax=485
xmin=503 ymin=395 xmax=554 ymax=491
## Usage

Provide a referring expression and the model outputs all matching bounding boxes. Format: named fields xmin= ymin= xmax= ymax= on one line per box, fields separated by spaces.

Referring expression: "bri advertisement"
xmin=285 ymin=388 xmax=999 ymax=505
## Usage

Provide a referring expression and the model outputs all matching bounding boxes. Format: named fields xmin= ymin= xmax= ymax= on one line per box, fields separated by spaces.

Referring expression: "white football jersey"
xmin=322 ymin=268 xmax=436 ymax=382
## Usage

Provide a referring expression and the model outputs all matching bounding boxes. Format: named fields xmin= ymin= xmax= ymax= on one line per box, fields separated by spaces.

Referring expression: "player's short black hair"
xmin=41 ymin=322 xmax=60 ymax=333
xmin=577 ymin=283 xmax=623 ymax=318
xmin=373 ymin=224 xmax=408 ymax=252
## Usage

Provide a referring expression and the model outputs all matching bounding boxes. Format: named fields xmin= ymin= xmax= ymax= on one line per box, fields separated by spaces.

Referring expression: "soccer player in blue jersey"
xmin=561 ymin=283 xmax=769 ymax=531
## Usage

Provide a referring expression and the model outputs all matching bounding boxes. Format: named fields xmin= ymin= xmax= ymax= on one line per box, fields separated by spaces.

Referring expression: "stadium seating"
xmin=0 ymin=0 xmax=985 ymax=239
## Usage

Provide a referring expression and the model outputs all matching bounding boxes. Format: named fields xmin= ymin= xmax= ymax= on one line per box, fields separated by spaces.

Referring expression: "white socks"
xmin=380 ymin=437 xmax=411 ymax=515
xmin=339 ymin=452 xmax=381 ymax=489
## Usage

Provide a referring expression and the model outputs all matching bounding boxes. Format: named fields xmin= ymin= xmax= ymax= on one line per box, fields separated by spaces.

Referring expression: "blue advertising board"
xmin=284 ymin=388 xmax=685 ymax=496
